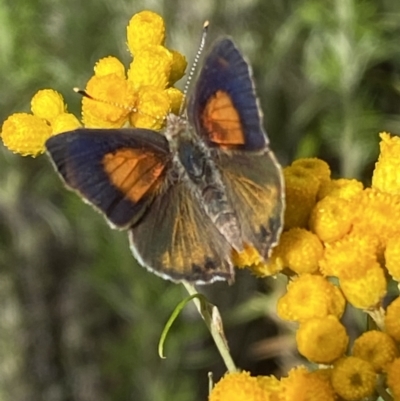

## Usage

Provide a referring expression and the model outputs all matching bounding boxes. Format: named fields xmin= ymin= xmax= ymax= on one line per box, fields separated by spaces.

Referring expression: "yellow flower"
xmin=385 ymin=297 xmax=400 ymax=341
xmin=372 ymin=132 xmax=400 ymax=195
xmin=81 ymin=74 xmax=136 ymax=128
xmin=126 ymin=10 xmax=166 ymax=55
xmin=352 ymin=188 xmax=400 ymax=246
xmin=267 ymin=228 xmax=323 ymax=275
xmin=283 ymin=165 xmax=320 ymax=229
xmin=51 ymin=113 xmax=81 ymax=134
xmin=277 ymin=274 xmax=345 ymax=322
xmin=209 ymin=371 xmax=269 ymax=401
xmin=339 ymin=262 xmax=386 ymax=309
xmin=1 ymin=113 xmax=52 ymax=157
xmin=296 ymin=315 xmax=349 ymax=364
xmin=128 ymin=45 xmax=173 ymax=90
xmin=281 ymin=366 xmax=336 ymax=401
xmin=331 ymin=357 xmax=376 ymax=401
xmin=318 ymin=178 xmax=363 ymax=201
xmin=31 ymin=89 xmax=66 ymax=123
xmin=309 ymin=196 xmax=353 ymax=243
xmin=165 ymin=87 xmax=184 ymax=115
xmin=232 ymin=244 xmax=278 ymax=277
xmin=169 ymin=49 xmax=188 ymax=85
xmin=130 ymin=86 xmax=170 ymax=130
xmin=352 ymin=330 xmax=398 ymax=372
xmin=319 ymin=232 xmax=381 ymax=278
xmin=94 ymin=56 xmax=126 ymax=78
xmin=384 ymin=237 xmax=400 ymax=282
xmin=291 ymin=158 xmax=331 ymax=186
xmin=256 ymin=376 xmax=282 ymax=401
xmin=386 ymin=358 xmax=400 ymax=401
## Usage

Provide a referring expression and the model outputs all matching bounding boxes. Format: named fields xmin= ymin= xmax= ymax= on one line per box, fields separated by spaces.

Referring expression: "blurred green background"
xmin=1 ymin=0 xmax=400 ymax=400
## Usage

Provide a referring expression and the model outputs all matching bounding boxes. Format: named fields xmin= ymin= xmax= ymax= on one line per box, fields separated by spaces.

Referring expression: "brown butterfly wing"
xmin=128 ymin=181 xmax=234 ymax=284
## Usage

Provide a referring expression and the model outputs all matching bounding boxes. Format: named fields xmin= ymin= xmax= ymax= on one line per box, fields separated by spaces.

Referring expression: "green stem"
xmin=182 ymin=281 xmax=238 ymax=373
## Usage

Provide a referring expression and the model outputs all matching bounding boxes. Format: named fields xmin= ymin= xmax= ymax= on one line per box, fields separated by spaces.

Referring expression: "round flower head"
xmin=277 ymin=274 xmax=345 ymax=322
xmin=281 ymin=366 xmax=336 ymax=401
xmin=256 ymin=375 xmax=282 ymax=400
xmin=126 ymin=10 xmax=166 ymax=55
xmin=352 ymin=330 xmax=398 ymax=372
xmin=384 ymin=237 xmax=400 ymax=282
xmin=283 ymin=165 xmax=320 ymax=229
xmin=309 ymin=196 xmax=353 ymax=243
xmin=81 ymin=74 xmax=136 ymax=128
xmin=339 ymin=262 xmax=386 ymax=309
xmin=94 ymin=56 xmax=126 ymax=78
xmin=385 ymin=297 xmax=400 ymax=341
xmin=331 ymin=357 xmax=376 ymax=401
xmin=319 ymin=232 xmax=381 ymax=278
xmin=268 ymin=228 xmax=323 ymax=275
xmin=386 ymin=358 xmax=400 ymax=401
xmin=1 ymin=113 xmax=52 ymax=157
xmin=352 ymin=188 xmax=400 ymax=246
xmin=128 ymin=45 xmax=173 ymax=89
xmin=31 ymin=89 xmax=66 ymax=123
xmin=52 ymin=113 xmax=81 ymax=135
xmin=291 ymin=158 xmax=331 ymax=185
xmin=372 ymin=132 xmax=400 ymax=195
xmin=318 ymin=178 xmax=363 ymax=201
xmin=296 ymin=315 xmax=349 ymax=364
xmin=209 ymin=371 xmax=268 ymax=401
xmin=130 ymin=86 xmax=170 ymax=130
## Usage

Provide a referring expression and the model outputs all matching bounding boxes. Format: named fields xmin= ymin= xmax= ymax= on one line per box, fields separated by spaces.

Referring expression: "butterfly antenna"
xmin=178 ymin=20 xmax=209 ymax=117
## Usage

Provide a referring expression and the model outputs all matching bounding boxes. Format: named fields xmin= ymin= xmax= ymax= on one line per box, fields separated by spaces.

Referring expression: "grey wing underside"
xmin=219 ymin=148 xmax=284 ymax=261
xmin=128 ymin=182 xmax=235 ymax=284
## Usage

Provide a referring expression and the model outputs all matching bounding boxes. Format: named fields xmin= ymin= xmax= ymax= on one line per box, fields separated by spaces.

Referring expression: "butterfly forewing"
xmin=46 ymin=128 xmax=171 ymax=229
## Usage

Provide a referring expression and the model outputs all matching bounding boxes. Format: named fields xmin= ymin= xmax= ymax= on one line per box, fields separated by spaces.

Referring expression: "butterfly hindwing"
xmin=128 ymin=182 xmax=234 ymax=283
xmin=189 ymin=38 xmax=266 ymax=150
xmin=46 ymin=128 xmax=171 ymax=229
xmin=218 ymin=148 xmax=284 ymax=259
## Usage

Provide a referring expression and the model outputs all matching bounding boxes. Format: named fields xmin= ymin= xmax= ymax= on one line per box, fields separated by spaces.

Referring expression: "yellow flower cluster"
xmin=0 ymin=10 xmax=186 ymax=156
xmin=240 ymin=134 xmax=400 ymax=401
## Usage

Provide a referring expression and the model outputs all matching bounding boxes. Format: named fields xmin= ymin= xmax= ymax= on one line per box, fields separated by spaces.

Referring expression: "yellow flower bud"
xmin=1 ymin=113 xmax=52 ymax=157
xmin=309 ymin=196 xmax=353 ymax=243
xmin=169 ymin=49 xmax=187 ymax=85
xmin=352 ymin=330 xmax=398 ymax=372
xmin=291 ymin=158 xmax=331 ymax=185
xmin=319 ymin=233 xmax=381 ymax=278
xmin=372 ymin=132 xmax=400 ymax=195
xmin=165 ymin=87 xmax=184 ymax=115
xmin=126 ymin=10 xmax=165 ymax=55
xmin=277 ymin=274 xmax=345 ymax=322
xmin=31 ymin=89 xmax=66 ymax=123
xmin=386 ymin=358 xmax=400 ymax=401
xmin=283 ymin=165 xmax=320 ymax=229
xmin=296 ymin=315 xmax=349 ymax=364
xmin=339 ymin=263 xmax=386 ymax=309
xmin=281 ymin=366 xmax=336 ymax=401
xmin=51 ymin=113 xmax=81 ymax=134
xmin=128 ymin=45 xmax=172 ymax=90
xmin=81 ymin=74 xmax=136 ymax=128
xmin=384 ymin=237 xmax=400 ymax=282
xmin=318 ymin=178 xmax=363 ymax=201
xmin=94 ymin=56 xmax=126 ymax=78
xmin=331 ymin=357 xmax=376 ymax=401
xmin=268 ymin=228 xmax=323 ymax=275
xmin=385 ymin=297 xmax=400 ymax=341
xmin=209 ymin=371 xmax=267 ymax=401
xmin=130 ymin=86 xmax=170 ymax=130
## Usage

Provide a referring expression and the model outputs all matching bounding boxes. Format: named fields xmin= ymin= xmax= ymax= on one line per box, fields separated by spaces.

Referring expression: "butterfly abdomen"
xmin=177 ymin=138 xmax=243 ymax=252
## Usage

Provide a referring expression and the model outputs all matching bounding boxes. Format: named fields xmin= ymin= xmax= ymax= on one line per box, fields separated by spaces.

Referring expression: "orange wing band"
xmin=102 ymin=148 xmax=165 ymax=203
xmin=202 ymin=90 xmax=245 ymax=145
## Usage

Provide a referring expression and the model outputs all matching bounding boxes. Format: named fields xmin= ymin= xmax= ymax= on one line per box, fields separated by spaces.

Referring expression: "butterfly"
xmin=45 ymin=38 xmax=284 ymax=284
